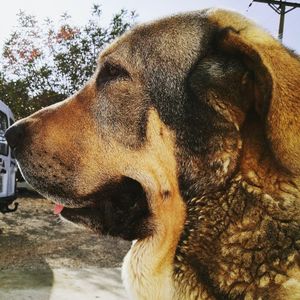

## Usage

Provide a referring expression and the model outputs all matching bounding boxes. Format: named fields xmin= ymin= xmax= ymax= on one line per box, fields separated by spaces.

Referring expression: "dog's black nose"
xmin=5 ymin=124 xmax=25 ymax=149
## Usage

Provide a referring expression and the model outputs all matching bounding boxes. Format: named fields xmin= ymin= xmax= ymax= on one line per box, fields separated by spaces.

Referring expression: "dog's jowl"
xmin=5 ymin=8 xmax=300 ymax=300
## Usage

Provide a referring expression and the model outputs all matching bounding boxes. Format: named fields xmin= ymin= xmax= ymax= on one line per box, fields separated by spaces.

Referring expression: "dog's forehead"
xmin=99 ymin=11 xmax=213 ymax=73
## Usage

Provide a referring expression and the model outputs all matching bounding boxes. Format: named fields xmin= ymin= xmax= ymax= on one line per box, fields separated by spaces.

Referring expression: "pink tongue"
xmin=54 ymin=204 xmax=64 ymax=215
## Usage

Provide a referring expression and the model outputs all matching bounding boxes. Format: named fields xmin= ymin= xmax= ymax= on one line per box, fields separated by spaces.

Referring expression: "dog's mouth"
xmin=56 ymin=177 xmax=153 ymax=241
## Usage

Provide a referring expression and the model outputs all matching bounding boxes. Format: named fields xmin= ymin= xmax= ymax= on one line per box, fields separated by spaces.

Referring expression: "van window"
xmin=0 ymin=111 xmax=8 ymax=156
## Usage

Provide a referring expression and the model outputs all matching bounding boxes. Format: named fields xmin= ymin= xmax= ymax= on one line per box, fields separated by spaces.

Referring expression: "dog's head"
xmin=6 ymin=9 xmax=300 ymax=241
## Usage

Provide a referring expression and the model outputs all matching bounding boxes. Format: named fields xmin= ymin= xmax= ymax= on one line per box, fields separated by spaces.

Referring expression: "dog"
xmin=5 ymin=8 xmax=300 ymax=300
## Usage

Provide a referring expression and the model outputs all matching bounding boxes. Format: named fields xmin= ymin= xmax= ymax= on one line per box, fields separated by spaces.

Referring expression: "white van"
xmin=0 ymin=100 xmax=18 ymax=213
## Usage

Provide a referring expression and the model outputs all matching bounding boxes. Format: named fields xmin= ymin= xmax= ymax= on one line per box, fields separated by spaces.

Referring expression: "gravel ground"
xmin=0 ymin=191 xmax=131 ymax=271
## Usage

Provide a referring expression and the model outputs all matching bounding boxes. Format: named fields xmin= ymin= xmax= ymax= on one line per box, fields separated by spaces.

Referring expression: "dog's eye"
xmin=97 ymin=63 xmax=129 ymax=87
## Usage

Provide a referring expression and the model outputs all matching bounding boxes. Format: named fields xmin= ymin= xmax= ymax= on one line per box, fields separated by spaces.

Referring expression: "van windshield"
xmin=0 ymin=111 xmax=8 ymax=156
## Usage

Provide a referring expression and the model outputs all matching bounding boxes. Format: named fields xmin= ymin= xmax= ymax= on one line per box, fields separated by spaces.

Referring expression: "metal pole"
xmin=253 ymin=0 xmax=300 ymax=8
xmin=252 ymin=0 xmax=300 ymax=41
xmin=278 ymin=3 xmax=286 ymax=41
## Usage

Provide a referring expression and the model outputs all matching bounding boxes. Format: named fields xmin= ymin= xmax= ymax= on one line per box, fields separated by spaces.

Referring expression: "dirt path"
xmin=0 ymin=191 xmax=131 ymax=271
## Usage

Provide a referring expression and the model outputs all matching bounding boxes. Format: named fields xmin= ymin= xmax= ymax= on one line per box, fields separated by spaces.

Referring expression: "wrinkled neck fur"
xmin=240 ymin=108 xmax=300 ymax=206
xmin=174 ymin=165 xmax=300 ymax=299
xmin=173 ymin=104 xmax=300 ymax=298
xmin=175 ymin=174 xmax=247 ymax=299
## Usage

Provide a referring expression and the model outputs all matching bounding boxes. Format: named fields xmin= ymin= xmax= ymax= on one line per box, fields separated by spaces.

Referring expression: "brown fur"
xmin=5 ymin=8 xmax=300 ymax=300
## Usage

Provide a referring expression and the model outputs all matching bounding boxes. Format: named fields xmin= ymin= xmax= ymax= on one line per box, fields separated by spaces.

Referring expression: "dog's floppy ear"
xmin=211 ymin=9 xmax=300 ymax=174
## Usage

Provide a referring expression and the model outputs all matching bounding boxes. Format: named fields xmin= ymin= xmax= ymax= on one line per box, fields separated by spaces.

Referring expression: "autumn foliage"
xmin=0 ymin=5 xmax=136 ymax=119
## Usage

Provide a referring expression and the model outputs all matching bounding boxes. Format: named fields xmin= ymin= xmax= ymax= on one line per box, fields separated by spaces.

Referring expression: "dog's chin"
xmin=18 ymin=156 xmax=153 ymax=240
xmin=56 ymin=177 xmax=153 ymax=241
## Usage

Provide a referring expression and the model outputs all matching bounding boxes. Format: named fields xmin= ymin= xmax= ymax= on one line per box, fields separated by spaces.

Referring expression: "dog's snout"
xmin=5 ymin=123 xmax=25 ymax=149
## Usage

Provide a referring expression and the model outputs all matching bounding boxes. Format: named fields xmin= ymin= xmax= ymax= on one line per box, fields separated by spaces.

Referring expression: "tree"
xmin=1 ymin=4 xmax=136 ymax=119
xmin=0 ymin=74 xmax=31 ymax=120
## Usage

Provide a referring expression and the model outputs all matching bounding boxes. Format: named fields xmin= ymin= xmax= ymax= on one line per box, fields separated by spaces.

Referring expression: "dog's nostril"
xmin=5 ymin=124 xmax=25 ymax=149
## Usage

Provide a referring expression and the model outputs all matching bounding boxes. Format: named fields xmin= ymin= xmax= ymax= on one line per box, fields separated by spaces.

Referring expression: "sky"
xmin=0 ymin=0 xmax=299 ymax=52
